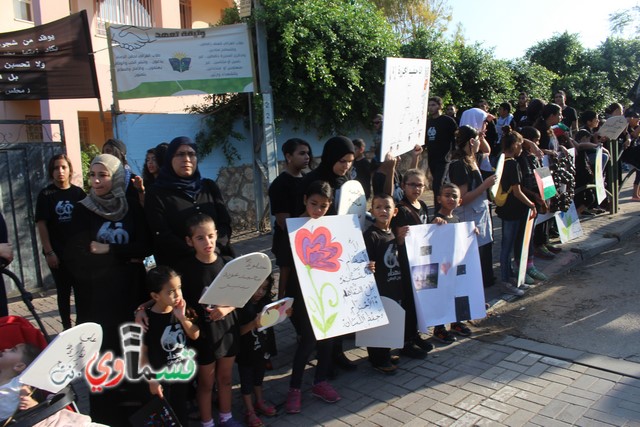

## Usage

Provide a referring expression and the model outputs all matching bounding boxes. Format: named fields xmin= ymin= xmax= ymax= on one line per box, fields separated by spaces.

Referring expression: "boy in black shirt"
xmin=363 ymin=194 xmax=407 ymax=374
xmin=431 ymin=183 xmax=473 ymax=342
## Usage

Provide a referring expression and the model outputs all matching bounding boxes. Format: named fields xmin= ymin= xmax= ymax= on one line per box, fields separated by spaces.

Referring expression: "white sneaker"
xmin=517 ymin=283 xmax=532 ymax=290
xmin=501 ymin=282 xmax=525 ymax=296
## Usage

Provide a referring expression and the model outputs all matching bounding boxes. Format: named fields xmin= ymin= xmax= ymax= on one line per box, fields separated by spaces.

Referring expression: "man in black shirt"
xmin=425 ymin=96 xmax=458 ymax=210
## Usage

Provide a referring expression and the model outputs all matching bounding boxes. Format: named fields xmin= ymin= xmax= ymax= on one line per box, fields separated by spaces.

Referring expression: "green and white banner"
xmin=108 ymin=23 xmax=255 ymax=100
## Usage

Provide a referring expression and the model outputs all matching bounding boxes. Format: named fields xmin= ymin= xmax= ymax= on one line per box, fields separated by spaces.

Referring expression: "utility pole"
xmin=246 ymin=0 xmax=278 ymax=230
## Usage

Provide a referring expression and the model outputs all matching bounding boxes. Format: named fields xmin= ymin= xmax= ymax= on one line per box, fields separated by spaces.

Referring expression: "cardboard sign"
xmin=490 ymin=154 xmax=505 ymax=199
xmin=20 ymin=323 xmax=102 ymax=393
xmin=598 ymin=116 xmax=628 ymax=140
xmin=198 ymin=253 xmax=271 ymax=307
xmin=380 ymin=57 xmax=431 ymax=157
xmin=595 ymin=146 xmax=607 ymax=205
xmin=556 ymin=202 xmax=583 ymax=243
xmin=258 ymin=297 xmax=294 ymax=332
xmin=404 ymin=222 xmax=486 ymax=330
xmin=337 ymin=180 xmax=367 ymax=229
xmin=287 ymin=215 xmax=388 ymax=340
xmin=355 ymin=297 xmax=405 ymax=349
xmin=516 ymin=211 xmax=535 ymax=287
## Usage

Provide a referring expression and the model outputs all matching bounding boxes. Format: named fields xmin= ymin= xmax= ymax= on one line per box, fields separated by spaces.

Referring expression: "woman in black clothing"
xmin=66 ymin=153 xmax=151 ymax=425
xmin=35 ymin=154 xmax=86 ymax=329
xmin=144 ymin=136 xmax=233 ymax=268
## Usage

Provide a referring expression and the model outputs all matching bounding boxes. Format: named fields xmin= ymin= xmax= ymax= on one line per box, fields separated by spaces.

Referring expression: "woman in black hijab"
xmin=145 ymin=136 xmax=233 ymax=268
xmin=295 ymin=135 xmax=356 ymax=216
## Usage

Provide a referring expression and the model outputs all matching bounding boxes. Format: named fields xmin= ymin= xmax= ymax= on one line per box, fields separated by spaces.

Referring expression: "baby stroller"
xmin=1 ymin=267 xmax=99 ymax=427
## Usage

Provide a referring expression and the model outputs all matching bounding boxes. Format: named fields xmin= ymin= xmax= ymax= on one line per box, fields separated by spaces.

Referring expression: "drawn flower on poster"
xmin=294 ymin=226 xmax=341 ymax=336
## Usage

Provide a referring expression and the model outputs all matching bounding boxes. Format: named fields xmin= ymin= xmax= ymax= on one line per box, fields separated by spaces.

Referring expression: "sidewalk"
xmin=7 ymin=181 xmax=640 ymax=426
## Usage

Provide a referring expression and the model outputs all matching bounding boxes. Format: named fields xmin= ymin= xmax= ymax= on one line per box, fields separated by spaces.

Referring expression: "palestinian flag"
xmin=534 ymin=167 xmax=556 ymax=200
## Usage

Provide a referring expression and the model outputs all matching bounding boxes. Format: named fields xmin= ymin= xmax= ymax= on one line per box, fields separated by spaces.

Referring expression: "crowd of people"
xmin=1 ymin=89 xmax=639 ymax=426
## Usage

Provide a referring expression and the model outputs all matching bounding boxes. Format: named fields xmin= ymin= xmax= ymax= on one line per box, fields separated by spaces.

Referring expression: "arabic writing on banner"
xmin=287 ymin=215 xmax=388 ymax=340
xmin=380 ymin=57 xmax=431 ymax=157
xmin=19 ymin=323 xmax=103 ymax=394
xmin=109 ymin=23 xmax=255 ymax=99
xmin=0 ymin=11 xmax=99 ymax=100
xmin=404 ymin=222 xmax=486 ymax=331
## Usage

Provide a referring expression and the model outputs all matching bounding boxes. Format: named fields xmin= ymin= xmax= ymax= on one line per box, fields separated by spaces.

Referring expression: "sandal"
xmin=255 ymin=400 xmax=277 ymax=417
xmin=244 ymin=410 xmax=264 ymax=427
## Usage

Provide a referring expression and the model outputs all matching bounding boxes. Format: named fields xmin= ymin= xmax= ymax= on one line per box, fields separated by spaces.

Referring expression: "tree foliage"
xmin=371 ymin=0 xmax=452 ymax=41
xmin=609 ymin=4 xmax=640 ymax=37
xmin=259 ymin=0 xmax=399 ymax=136
xmin=525 ymin=32 xmax=586 ymax=77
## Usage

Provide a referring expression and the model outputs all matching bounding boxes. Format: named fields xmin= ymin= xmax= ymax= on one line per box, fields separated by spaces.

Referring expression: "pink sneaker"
xmin=311 ymin=381 xmax=341 ymax=403
xmin=286 ymin=388 xmax=301 ymax=414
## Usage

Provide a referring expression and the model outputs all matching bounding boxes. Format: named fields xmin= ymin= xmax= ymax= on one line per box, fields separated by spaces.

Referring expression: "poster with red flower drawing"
xmin=286 ymin=215 xmax=389 ymax=340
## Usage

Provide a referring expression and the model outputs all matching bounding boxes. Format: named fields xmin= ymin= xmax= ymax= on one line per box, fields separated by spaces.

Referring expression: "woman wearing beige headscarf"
xmin=65 ymin=154 xmax=151 ymax=425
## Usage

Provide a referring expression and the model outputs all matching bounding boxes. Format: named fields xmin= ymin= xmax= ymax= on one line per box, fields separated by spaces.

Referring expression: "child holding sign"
xmin=363 ymin=193 xmax=406 ymax=374
xmin=136 ymin=213 xmax=241 ymax=427
xmin=285 ymin=181 xmax=341 ymax=414
xmin=237 ymin=275 xmax=286 ymax=427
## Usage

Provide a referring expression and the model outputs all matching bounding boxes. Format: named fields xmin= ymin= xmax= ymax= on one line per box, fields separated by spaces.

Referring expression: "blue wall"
xmin=115 ymin=113 xmax=378 ymax=180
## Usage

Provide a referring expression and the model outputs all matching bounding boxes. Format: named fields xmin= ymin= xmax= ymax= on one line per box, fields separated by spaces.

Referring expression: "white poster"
xmin=199 ymin=253 xmax=272 ymax=308
xmin=355 ymin=297 xmax=405 ymax=349
xmin=490 ymin=154 xmax=505 ymax=199
xmin=595 ymin=146 xmax=607 ymax=205
xmin=380 ymin=57 xmax=431 ymax=157
xmin=555 ymin=202 xmax=583 ymax=243
xmin=109 ymin=23 xmax=255 ymax=99
xmin=337 ymin=180 xmax=367 ymax=229
xmin=287 ymin=215 xmax=388 ymax=340
xmin=598 ymin=116 xmax=628 ymax=140
xmin=404 ymin=222 xmax=486 ymax=331
xmin=20 ymin=323 xmax=102 ymax=393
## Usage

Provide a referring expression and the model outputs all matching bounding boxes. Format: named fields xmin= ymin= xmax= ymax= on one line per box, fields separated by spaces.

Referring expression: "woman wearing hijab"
xmin=67 ymin=154 xmax=150 ymax=343
xmin=144 ymin=136 xmax=233 ymax=268
xmin=294 ymin=135 xmax=356 ymax=216
xmin=66 ymin=153 xmax=150 ymax=425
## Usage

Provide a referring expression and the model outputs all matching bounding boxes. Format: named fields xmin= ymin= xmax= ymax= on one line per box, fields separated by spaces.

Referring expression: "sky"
xmin=447 ymin=0 xmax=638 ymax=59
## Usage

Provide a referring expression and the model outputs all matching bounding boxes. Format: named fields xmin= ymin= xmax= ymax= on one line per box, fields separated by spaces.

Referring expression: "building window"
xmin=25 ymin=115 xmax=43 ymax=142
xmin=180 ymin=0 xmax=192 ymax=29
xmin=78 ymin=117 xmax=89 ymax=145
xmin=14 ymin=0 xmax=33 ymax=22
xmin=96 ymin=0 xmax=155 ymax=36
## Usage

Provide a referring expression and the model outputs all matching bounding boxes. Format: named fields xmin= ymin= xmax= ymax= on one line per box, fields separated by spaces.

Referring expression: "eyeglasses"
xmin=405 ymin=183 xmax=425 ymax=189
xmin=175 ymin=151 xmax=197 ymax=160
xmin=372 ymin=121 xmax=382 ymax=125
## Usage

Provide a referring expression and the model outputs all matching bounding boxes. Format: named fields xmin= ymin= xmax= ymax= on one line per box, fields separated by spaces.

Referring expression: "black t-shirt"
xmin=176 ymin=255 xmax=239 ymax=360
xmin=432 ymin=212 xmax=460 ymax=223
xmin=268 ymin=172 xmax=303 ymax=263
xmin=562 ymin=106 xmax=578 ymax=129
xmin=448 ymin=159 xmax=483 ymax=192
xmin=513 ymin=108 xmax=527 ymax=126
xmin=426 ymin=115 xmax=458 ymax=164
xmin=391 ymin=197 xmax=429 ymax=229
xmin=350 ymin=158 xmax=372 ymax=200
xmin=363 ymin=225 xmax=403 ymax=301
xmin=144 ymin=310 xmax=190 ymax=370
xmin=35 ymin=184 xmax=86 ymax=255
xmin=495 ymin=158 xmax=528 ymax=220
xmin=236 ymin=301 xmax=268 ymax=366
